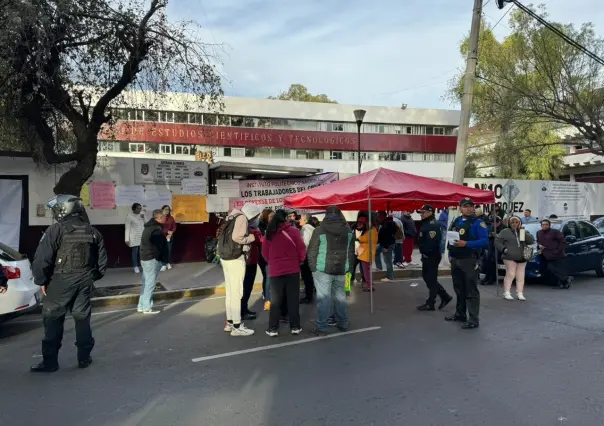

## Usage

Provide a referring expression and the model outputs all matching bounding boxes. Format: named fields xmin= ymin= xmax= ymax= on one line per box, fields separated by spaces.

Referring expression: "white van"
xmin=0 ymin=242 xmax=42 ymax=322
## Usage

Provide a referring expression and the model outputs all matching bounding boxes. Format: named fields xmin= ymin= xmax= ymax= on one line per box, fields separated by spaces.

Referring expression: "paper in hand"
xmin=447 ymin=231 xmax=460 ymax=246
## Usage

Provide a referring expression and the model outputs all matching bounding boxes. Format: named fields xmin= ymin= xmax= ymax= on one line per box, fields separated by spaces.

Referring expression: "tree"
xmin=0 ymin=0 xmax=223 ymax=195
xmin=269 ymin=84 xmax=337 ymax=103
xmin=448 ymin=5 xmax=604 ymax=177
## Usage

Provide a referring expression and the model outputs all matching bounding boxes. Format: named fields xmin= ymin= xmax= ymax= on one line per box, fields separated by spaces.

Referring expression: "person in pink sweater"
xmin=262 ymin=209 xmax=306 ymax=337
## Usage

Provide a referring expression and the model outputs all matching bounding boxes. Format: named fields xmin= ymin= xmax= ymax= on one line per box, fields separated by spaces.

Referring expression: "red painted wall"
xmin=101 ymin=121 xmax=457 ymax=153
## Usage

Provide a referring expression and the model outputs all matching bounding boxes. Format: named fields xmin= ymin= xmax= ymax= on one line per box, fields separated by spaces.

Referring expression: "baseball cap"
xmin=459 ymin=198 xmax=474 ymax=207
xmin=418 ymin=204 xmax=434 ymax=213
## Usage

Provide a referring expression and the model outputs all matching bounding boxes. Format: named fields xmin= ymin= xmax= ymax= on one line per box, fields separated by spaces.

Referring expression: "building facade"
xmin=99 ymin=94 xmax=459 ymax=180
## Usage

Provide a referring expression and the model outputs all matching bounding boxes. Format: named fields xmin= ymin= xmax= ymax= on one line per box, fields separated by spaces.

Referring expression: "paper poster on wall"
xmin=143 ymin=190 xmax=172 ymax=212
xmin=181 ymin=178 xmax=208 ymax=195
xmin=216 ymin=180 xmax=240 ymax=198
xmin=80 ymin=184 xmax=90 ymax=206
xmin=0 ymin=179 xmax=23 ymax=251
xmin=172 ymin=195 xmax=208 ymax=223
xmin=134 ymin=159 xmax=208 ymax=185
xmin=116 ymin=185 xmax=145 ymax=207
xmin=229 ymin=173 xmax=339 ymax=211
xmin=206 ymin=194 xmax=230 ymax=213
xmin=90 ymin=181 xmax=116 ymax=209
xmin=538 ymin=181 xmax=590 ymax=220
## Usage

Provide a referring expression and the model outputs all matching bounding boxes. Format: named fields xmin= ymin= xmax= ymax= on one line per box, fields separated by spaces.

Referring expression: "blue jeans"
xmin=139 ymin=259 xmax=161 ymax=311
xmin=313 ymin=271 xmax=348 ymax=331
xmin=131 ymin=246 xmax=140 ymax=268
xmin=375 ymin=244 xmax=395 ymax=279
xmin=394 ymin=242 xmax=403 ymax=264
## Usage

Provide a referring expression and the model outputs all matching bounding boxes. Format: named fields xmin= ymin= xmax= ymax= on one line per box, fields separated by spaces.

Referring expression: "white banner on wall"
xmin=134 ymin=159 xmax=209 ymax=186
xmin=228 ymin=173 xmax=339 ymax=211
xmin=463 ymin=178 xmax=601 ymax=220
xmin=0 ymin=180 xmax=23 ymax=251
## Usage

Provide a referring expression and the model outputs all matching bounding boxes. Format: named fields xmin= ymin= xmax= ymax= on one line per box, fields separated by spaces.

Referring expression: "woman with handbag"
xmin=495 ymin=216 xmax=535 ymax=301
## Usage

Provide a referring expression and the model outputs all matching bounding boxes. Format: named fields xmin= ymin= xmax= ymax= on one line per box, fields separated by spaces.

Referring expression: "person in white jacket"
xmin=125 ymin=203 xmax=145 ymax=273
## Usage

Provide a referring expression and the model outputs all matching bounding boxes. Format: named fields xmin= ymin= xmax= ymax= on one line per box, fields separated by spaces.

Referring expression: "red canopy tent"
xmin=283 ymin=167 xmax=495 ymax=211
xmin=284 ymin=168 xmax=495 ymax=313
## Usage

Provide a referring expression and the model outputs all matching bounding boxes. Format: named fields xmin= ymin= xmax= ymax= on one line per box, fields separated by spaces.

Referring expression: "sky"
xmin=167 ymin=0 xmax=604 ymax=111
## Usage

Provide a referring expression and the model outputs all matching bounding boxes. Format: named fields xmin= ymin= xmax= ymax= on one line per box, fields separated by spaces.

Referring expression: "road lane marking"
xmin=191 ymin=326 xmax=382 ymax=363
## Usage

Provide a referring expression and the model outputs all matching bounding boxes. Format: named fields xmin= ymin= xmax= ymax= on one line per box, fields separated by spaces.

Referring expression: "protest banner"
xmin=229 ymin=173 xmax=339 ymax=211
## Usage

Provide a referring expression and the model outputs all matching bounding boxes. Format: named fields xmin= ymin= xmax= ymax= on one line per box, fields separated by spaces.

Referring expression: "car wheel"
xmin=596 ymin=256 xmax=604 ymax=277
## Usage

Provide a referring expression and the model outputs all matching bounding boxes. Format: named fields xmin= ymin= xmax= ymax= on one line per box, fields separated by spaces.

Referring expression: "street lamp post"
xmin=353 ymin=109 xmax=366 ymax=174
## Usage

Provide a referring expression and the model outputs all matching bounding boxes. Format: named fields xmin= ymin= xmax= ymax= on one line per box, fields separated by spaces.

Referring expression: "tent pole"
xmin=493 ymin=203 xmax=499 ymax=297
xmin=368 ymin=193 xmax=374 ymax=314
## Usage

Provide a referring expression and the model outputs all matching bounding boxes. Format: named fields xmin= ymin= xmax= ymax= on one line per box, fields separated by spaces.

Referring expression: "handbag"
xmin=522 ymin=244 xmax=534 ymax=261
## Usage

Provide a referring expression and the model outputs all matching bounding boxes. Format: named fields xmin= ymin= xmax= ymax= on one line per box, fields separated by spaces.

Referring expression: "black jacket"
xmin=140 ymin=219 xmax=169 ymax=262
xmin=418 ymin=217 xmax=441 ymax=256
xmin=32 ymin=214 xmax=107 ymax=286
xmin=307 ymin=215 xmax=355 ymax=275
xmin=401 ymin=215 xmax=417 ymax=238
xmin=378 ymin=218 xmax=397 ymax=247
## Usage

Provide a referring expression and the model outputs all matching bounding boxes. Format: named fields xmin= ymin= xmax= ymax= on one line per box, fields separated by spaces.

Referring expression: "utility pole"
xmin=451 ymin=0 xmax=483 ymax=185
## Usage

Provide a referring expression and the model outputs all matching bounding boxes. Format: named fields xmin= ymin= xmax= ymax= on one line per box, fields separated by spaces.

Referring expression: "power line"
xmin=372 ymin=67 xmax=461 ymax=97
xmin=492 ymin=3 xmax=514 ymax=29
xmin=511 ymin=0 xmax=604 ymax=66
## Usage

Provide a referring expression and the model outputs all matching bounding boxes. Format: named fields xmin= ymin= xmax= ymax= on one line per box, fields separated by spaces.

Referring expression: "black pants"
xmin=258 ymin=257 xmax=267 ymax=298
xmin=421 ymin=254 xmax=450 ymax=305
xmin=482 ymin=241 xmax=498 ymax=283
xmin=241 ymin=263 xmax=257 ymax=314
xmin=353 ymin=257 xmax=366 ymax=283
xmin=451 ymin=257 xmax=480 ymax=324
xmin=542 ymin=257 xmax=569 ymax=286
xmin=269 ymin=273 xmax=300 ymax=330
xmin=300 ymin=258 xmax=314 ymax=300
xmin=41 ymin=278 xmax=95 ymax=366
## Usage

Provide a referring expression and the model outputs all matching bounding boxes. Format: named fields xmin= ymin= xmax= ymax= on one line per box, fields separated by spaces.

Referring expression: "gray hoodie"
xmin=495 ymin=227 xmax=535 ymax=262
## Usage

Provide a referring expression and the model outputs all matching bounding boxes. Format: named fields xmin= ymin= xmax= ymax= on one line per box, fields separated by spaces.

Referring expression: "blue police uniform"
xmin=446 ymin=198 xmax=489 ymax=328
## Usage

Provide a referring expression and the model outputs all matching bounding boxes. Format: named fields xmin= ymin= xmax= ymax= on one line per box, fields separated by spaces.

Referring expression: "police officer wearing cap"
xmin=417 ymin=205 xmax=453 ymax=312
xmin=31 ymin=195 xmax=108 ymax=372
xmin=446 ymin=198 xmax=489 ymax=329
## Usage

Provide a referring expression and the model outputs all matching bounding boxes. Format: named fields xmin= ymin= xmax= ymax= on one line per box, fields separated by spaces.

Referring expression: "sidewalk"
xmin=92 ymin=249 xmax=451 ymax=302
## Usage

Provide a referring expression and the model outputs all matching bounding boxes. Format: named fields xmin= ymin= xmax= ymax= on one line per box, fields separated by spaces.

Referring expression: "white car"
xmin=0 ymin=242 xmax=42 ymax=322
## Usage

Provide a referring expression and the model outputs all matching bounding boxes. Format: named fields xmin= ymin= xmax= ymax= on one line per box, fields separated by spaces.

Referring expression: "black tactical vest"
xmin=448 ymin=216 xmax=477 ymax=259
xmin=55 ymin=222 xmax=95 ymax=274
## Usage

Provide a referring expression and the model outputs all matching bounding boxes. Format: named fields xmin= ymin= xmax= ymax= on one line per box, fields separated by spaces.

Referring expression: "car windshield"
xmin=522 ymin=222 xmax=561 ymax=238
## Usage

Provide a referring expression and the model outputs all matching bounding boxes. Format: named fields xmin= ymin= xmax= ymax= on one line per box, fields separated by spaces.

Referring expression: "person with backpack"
xmin=263 ymin=209 xmax=307 ymax=337
xmin=217 ymin=203 xmax=261 ymax=337
xmin=241 ymin=216 xmax=262 ymax=320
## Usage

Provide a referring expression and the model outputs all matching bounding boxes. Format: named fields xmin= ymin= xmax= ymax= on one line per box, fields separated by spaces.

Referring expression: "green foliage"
xmin=269 ymin=84 xmax=337 ymax=104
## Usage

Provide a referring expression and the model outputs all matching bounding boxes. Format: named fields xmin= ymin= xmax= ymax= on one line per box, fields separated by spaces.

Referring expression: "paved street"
xmin=2 ymin=274 xmax=604 ymax=426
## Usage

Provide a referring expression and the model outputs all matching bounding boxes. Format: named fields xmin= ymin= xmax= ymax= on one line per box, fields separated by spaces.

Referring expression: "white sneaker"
xmin=517 ymin=293 xmax=526 ymax=301
xmin=402 ymin=262 xmax=410 ymax=268
xmin=142 ymin=309 xmax=160 ymax=314
xmin=134 ymin=267 xmax=140 ymax=274
xmin=503 ymin=292 xmax=514 ymax=301
xmin=160 ymin=266 xmax=167 ymax=272
xmin=224 ymin=322 xmax=233 ymax=332
xmin=167 ymin=264 xmax=173 ymax=270
xmin=231 ymin=325 xmax=255 ymax=336
xmin=381 ymin=278 xmax=393 ymax=283
xmin=291 ymin=328 xmax=303 ymax=335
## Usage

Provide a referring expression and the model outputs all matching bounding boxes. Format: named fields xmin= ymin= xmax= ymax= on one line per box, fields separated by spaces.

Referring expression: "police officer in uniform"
xmin=31 ymin=195 xmax=107 ymax=372
xmin=416 ymin=205 xmax=453 ymax=311
xmin=446 ymin=198 xmax=489 ymax=329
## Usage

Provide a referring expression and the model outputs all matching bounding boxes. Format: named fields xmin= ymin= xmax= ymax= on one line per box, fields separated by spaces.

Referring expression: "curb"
xmin=90 ymin=268 xmax=451 ymax=308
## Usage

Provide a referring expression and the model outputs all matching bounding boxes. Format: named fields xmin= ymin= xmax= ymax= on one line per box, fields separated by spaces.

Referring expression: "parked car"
xmin=0 ymin=242 xmax=42 ymax=322
xmin=593 ymin=217 xmax=604 ymax=235
xmin=498 ymin=220 xmax=604 ymax=279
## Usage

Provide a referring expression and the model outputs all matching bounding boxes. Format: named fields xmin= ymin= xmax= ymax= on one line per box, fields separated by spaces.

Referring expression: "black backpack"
xmin=217 ymin=214 xmax=245 ymax=260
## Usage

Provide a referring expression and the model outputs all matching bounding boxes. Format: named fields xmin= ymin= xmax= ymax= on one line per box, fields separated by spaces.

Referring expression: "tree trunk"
xmin=53 ymin=133 xmax=98 ymax=195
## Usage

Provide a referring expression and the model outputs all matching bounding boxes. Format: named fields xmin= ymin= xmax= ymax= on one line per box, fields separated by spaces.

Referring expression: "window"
xmin=223 ymin=147 xmax=231 ymax=157
xmin=129 ymin=143 xmax=145 ymax=153
xmin=291 ymin=120 xmax=319 ymax=131
xmin=145 ymin=110 xmax=159 ymax=122
xmin=159 ymin=144 xmax=172 ymax=154
xmin=146 ymin=144 xmax=159 ymax=154
xmin=406 ymin=126 xmax=412 ymax=134
xmin=328 ymin=123 xmax=344 ymax=132
xmin=98 ymin=141 xmax=114 ymax=152
xmin=203 ymin=114 xmax=217 ymax=126
xmin=231 ymin=116 xmax=243 ymax=127
xmin=433 ymin=127 xmax=445 ymax=135
xmin=389 ymin=152 xmax=408 ymax=161
xmin=330 ymin=151 xmax=343 ymax=160
xmin=562 ymin=221 xmax=579 ymax=238
xmin=174 ymin=145 xmax=192 ymax=155
xmin=578 ymin=221 xmax=599 ymax=239
xmin=244 ymin=117 xmax=256 ymax=128
xmin=245 ymin=148 xmax=255 ymax=157
xmin=188 ymin=113 xmax=202 ymax=124
xmin=115 ymin=108 xmax=129 ymax=120
xmin=217 ymin=115 xmax=230 ymax=126
xmin=123 ymin=109 xmax=144 ymax=121
xmin=159 ymin=112 xmax=175 ymax=123
xmin=257 ymin=118 xmax=271 ymax=128
xmin=174 ymin=112 xmax=188 ymax=123
xmin=271 ymin=118 xmax=291 ymax=129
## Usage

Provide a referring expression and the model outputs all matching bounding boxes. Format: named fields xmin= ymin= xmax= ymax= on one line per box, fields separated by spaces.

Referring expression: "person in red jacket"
xmin=262 ymin=209 xmax=306 ymax=337
xmin=241 ymin=220 xmax=263 ymax=321
xmin=161 ymin=205 xmax=177 ymax=271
